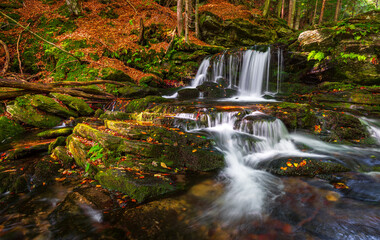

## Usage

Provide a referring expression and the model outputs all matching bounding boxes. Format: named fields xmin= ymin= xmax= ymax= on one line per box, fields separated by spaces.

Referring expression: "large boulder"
xmin=0 ymin=116 xmax=24 ymax=143
xmin=31 ymin=94 xmax=78 ymax=118
xmin=50 ymin=93 xmax=94 ymax=116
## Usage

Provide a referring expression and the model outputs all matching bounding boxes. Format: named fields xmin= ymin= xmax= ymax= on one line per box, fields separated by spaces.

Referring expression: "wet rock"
xmin=257 ymin=157 xmax=350 ymax=177
xmin=37 ymin=127 xmax=73 ymax=139
xmin=95 ymin=169 xmax=175 ymax=203
xmin=196 ymin=82 xmax=226 ymax=98
xmin=124 ymin=96 xmax=169 ymax=113
xmin=33 ymin=156 xmax=61 ymax=185
xmin=0 ymin=116 xmax=24 ymax=143
xmin=50 ymin=93 xmax=94 ymax=116
xmin=51 ymin=146 xmax=74 ymax=168
xmin=67 ymin=136 xmax=89 ymax=169
xmin=30 ymin=94 xmax=78 ymax=118
xmin=48 ymin=136 xmax=67 ymax=154
xmin=117 ymin=84 xmax=159 ymax=99
xmin=321 ymin=111 xmax=369 ymax=143
xmin=99 ymin=110 xmax=131 ymax=120
xmin=7 ymin=96 xmax=62 ymax=128
xmin=177 ymin=88 xmax=200 ymax=99
xmin=5 ymin=143 xmax=50 ymax=160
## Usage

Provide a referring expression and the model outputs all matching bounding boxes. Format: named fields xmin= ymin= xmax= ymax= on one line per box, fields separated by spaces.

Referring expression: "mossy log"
xmin=0 ymin=78 xmax=115 ymax=100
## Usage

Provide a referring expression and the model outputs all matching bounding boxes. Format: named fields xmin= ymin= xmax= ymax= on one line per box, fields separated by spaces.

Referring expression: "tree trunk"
xmin=185 ymin=0 xmax=189 ymax=43
xmin=334 ymin=0 xmax=341 ymax=22
xmin=138 ymin=18 xmax=145 ymax=45
xmin=281 ymin=0 xmax=285 ymax=18
xmin=0 ymin=40 xmax=9 ymax=76
xmin=277 ymin=0 xmax=282 ymax=18
xmin=65 ymin=0 xmax=81 ymax=16
xmin=295 ymin=2 xmax=301 ymax=30
xmin=288 ymin=0 xmax=293 ymax=27
xmin=263 ymin=0 xmax=271 ymax=17
xmin=177 ymin=0 xmax=183 ymax=36
xmin=195 ymin=0 xmax=199 ymax=38
xmin=319 ymin=0 xmax=326 ymax=25
xmin=312 ymin=0 xmax=319 ymax=25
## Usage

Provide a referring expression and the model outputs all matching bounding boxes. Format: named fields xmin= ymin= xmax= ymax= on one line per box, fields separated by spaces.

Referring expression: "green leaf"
xmin=85 ymin=162 xmax=90 ymax=172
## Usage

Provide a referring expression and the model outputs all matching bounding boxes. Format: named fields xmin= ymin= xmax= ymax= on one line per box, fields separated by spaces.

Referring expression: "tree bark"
xmin=288 ymin=0 xmax=293 ymax=27
xmin=195 ymin=0 xmax=199 ymax=38
xmin=0 ymin=40 xmax=9 ymax=76
xmin=185 ymin=0 xmax=189 ymax=43
xmin=263 ymin=0 xmax=271 ymax=17
xmin=334 ymin=0 xmax=341 ymax=22
xmin=277 ymin=0 xmax=282 ymax=18
xmin=319 ymin=0 xmax=326 ymax=25
xmin=177 ymin=0 xmax=183 ymax=36
xmin=138 ymin=18 xmax=145 ymax=45
xmin=281 ymin=0 xmax=285 ymax=18
xmin=312 ymin=0 xmax=319 ymax=25
xmin=295 ymin=2 xmax=301 ymax=30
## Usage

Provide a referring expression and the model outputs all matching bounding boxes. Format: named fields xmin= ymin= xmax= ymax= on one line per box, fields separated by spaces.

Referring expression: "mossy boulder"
xmin=321 ymin=111 xmax=370 ymax=143
xmin=67 ymin=136 xmax=89 ymax=168
xmin=99 ymin=110 xmax=131 ymax=120
xmin=37 ymin=128 xmax=73 ymax=139
xmin=257 ymin=157 xmax=350 ymax=177
xmin=51 ymin=146 xmax=74 ymax=168
xmin=272 ymin=103 xmax=318 ymax=131
xmin=50 ymin=93 xmax=94 ymax=116
xmin=31 ymin=94 xmax=78 ymax=118
xmin=101 ymin=68 xmax=134 ymax=82
xmin=124 ymin=96 xmax=169 ymax=113
xmin=177 ymin=88 xmax=200 ymax=99
xmin=139 ymin=76 xmax=165 ymax=88
xmin=5 ymin=143 xmax=50 ymax=160
xmin=95 ymin=169 xmax=175 ymax=203
xmin=7 ymin=96 xmax=62 ymax=128
xmin=196 ymin=82 xmax=227 ymax=98
xmin=0 ymin=116 xmax=24 ymax=143
xmin=48 ymin=136 xmax=67 ymax=154
xmin=199 ymin=11 xmax=284 ymax=47
xmin=33 ymin=156 xmax=61 ymax=185
xmin=117 ymin=84 xmax=159 ymax=99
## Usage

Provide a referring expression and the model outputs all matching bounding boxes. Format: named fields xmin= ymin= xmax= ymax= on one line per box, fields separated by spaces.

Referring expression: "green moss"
xmin=125 ymin=96 xmax=169 ymax=113
xmin=48 ymin=136 xmax=67 ymax=154
xmin=51 ymin=146 xmax=74 ymax=168
xmin=95 ymin=169 xmax=175 ymax=203
xmin=37 ymin=128 xmax=73 ymax=139
xmin=7 ymin=96 xmax=62 ymax=128
xmin=99 ymin=111 xmax=131 ymax=120
xmin=50 ymin=93 xmax=94 ymax=116
xmin=0 ymin=116 xmax=24 ymax=143
xmin=31 ymin=94 xmax=78 ymax=118
xmin=101 ymin=68 xmax=133 ymax=82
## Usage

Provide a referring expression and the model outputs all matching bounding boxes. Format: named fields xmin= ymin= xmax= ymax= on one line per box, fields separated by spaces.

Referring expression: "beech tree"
xmin=319 ymin=0 xmax=327 ymax=24
xmin=177 ymin=0 xmax=183 ymax=36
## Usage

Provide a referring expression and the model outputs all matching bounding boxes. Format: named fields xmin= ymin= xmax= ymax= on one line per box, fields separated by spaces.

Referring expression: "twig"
xmin=126 ymin=0 xmax=137 ymax=15
xmin=0 ymin=11 xmax=83 ymax=63
xmin=17 ymin=23 xmax=30 ymax=76
xmin=0 ymin=39 xmax=10 ymax=76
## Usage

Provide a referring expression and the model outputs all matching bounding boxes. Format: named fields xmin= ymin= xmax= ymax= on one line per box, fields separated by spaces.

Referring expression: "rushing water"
xmin=165 ymin=46 xmax=283 ymax=100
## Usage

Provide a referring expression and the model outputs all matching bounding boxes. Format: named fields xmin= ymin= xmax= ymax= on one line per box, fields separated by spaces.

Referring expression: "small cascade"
xmin=172 ymin=110 xmax=323 ymax=221
xmin=190 ymin=46 xmax=283 ymax=99
xmin=360 ymin=117 xmax=380 ymax=144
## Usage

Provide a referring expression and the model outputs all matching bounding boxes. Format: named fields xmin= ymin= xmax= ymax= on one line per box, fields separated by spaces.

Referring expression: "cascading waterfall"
xmin=360 ymin=117 xmax=380 ymax=144
xmin=173 ymin=110 xmax=325 ymax=222
xmin=166 ymin=46 xmax=284 ymax=100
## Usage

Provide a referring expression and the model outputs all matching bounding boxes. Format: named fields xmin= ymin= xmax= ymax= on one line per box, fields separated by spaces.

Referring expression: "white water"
xmin=176 ymin=111 xmax=327 ymax=222
xmin=164 ymin=47 xmax=283 ymax=101
xmin=361 ymin=117 xmax=380 ymax=144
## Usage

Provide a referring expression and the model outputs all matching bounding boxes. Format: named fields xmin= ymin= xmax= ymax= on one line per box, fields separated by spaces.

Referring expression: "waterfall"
xmin=173 ymin=110 xmax=324 ymax=222
xmin=190 ymin=47 xmax=283 ymax=99
xmin=360 ymin=117 xmax=380 ymax=144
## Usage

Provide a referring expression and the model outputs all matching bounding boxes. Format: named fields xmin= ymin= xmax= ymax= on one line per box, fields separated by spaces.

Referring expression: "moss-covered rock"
xmin=50 ymin=93 xmax=94 ymax=116
xmin=257 ymin=157 xmax=350 ymax=177
xmin=99 ymin=110 xmax=131 ymax=120
xmin=117 ymin=84 xmax=159 ymax=99
xmin=95 ymin=169 xmax=175 ymax=203
xmin=5 ymin=143 xmax=50 ymax=160
xmin=73 ymin=124 xmax=123 ymax=150
xmin=37 ymin=128 xmax=73 ymax=139
xmin=139 ymin=76 xmax=165 ymax=88
xmin=51 ymin=146 xmax=74 ymax=168
xmin=33 ymin=156 xmax=61 ymax=185
xmin=67 ymin=136 xmax=89 ymax=168
xmin=124 ymin=96 xmax=169 ymax=113
xmin=48 ymin=136 xmax=67 ymax=153
xmin=196 ymin=82 xmax=226 ymax=98
xmin=31 ymin=94 xmax=78 ymax=118
xmin=177 ymin=88 xmax=200 ymax=99
xmin=7 ymin=96 xmax=63 ymax=128
xmin=0 ymin=116 xmax=24 ymax=143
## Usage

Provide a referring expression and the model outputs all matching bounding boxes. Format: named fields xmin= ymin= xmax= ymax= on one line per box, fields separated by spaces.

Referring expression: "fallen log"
xmin=0 ymin=78 xmax=115 ymax=100
xmin=51 ymin=80 xmax=129 ymax=87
